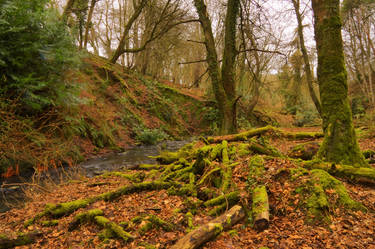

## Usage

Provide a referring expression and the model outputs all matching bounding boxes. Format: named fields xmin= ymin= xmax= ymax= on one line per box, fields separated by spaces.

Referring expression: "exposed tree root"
xmin=68 ymin=209 xmax=104 ymax=231
xmin=170 ymin=205 xmax=245 ymax=249
xmin=0 ymin=231 xmax=42 ymax=249
xmin=302 ymin=160 xmax=375 ymax=186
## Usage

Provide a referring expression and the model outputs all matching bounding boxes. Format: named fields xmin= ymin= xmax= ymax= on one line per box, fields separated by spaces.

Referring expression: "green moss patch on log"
xmin=94 ymin=216 xmax=135 ymax=242
xmin=68 ymin=209 xmax=104 ymax=231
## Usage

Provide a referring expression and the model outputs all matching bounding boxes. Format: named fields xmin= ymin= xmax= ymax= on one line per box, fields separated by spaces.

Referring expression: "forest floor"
xmin=0 ymin=127 xmax=374 ymax=249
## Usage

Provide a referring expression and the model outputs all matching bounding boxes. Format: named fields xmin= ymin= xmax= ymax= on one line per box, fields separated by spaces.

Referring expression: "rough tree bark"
xmin=311 ymin=0 xmax=366 ymax=166
xmin=193 ymin=0 xmax=240 ymax=135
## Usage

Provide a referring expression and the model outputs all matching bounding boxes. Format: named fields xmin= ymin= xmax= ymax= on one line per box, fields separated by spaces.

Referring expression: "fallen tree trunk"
xmin=252 ymin=185 xmax=270 ymax=231
xmin=170 ymin=205 xmax=245 ymax=249
xmin=0 ymin=231 xmax=42 ymax=249
xmin=207 ymin=126 xmax=323 ymax=143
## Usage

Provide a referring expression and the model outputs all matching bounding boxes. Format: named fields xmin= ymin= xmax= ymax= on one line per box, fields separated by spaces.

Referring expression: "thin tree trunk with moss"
xmin=311 ymin=0 xmax=366 ymax=167
xmin=292 ymin=0 xmax=321 ymax=115
xmin=193 ymin=0 xmax=240 ymax=135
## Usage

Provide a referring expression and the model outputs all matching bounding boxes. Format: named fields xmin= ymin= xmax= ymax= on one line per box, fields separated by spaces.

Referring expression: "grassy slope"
xmin=0 ymin=55 xmax=214 ymax=177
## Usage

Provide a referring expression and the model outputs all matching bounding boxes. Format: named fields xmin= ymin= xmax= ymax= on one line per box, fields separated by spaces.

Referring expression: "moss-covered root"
xmin=138 ymin=215 xmax=174 ymax=235
xmin=299 ymin=169 xmax=365 ymax=223
xmin=170 ymin=205 xmax=245 ymax=249
xmin=0 ymin=231 xmax=42 ymax=249
xmin=252 ymin=186 xmax=270 ymax=231
xmin=26 ymin=181 xmax=174 ymax=227
xmin=68 ymin=209 xmax=104 ymax=231
xmin=303 ymin=160 xmax=375 ymax=185
xmin=94 ymin=216 xmax=135 ymax=242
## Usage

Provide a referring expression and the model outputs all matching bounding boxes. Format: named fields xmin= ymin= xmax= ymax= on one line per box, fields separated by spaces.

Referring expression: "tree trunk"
xmin=110 ymin=0 xmax=147 ymax=64
xmin=193 ymin=0 xmax=240 ymax=135
xmin=311 ymin=0 xmax=366 ymax=167
xmin=83 ymin=0 xmax=97 ymax=49
xmin=292 ymin=0 xmax=321 ymax=115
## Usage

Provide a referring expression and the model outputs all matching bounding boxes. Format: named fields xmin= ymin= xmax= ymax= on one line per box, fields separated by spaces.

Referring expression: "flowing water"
xmin=0 ymin=140 xmax=191 ymax=213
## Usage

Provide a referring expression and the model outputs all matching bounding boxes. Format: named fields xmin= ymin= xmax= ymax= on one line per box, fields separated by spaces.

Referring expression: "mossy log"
xmin=204 ymin=191 xmax=239 ymax=207
xmin=170 ymin=205 xmax=245 ymax=249
xmin=68 ymin=209 xmax=104 ymax=231
xmin=303 ymin=160 xmax=375 ymax=185
xmin=25 ymin=181 xmax=174 ymax=226
xmin=252 ymin=186 xmax=269 ymax=231
xmin=207 ymin=126 xmax=323 ymax=143
xmin=287 ymin=142 xmax=320 ymax=160
xmin=94 ymin=216 xmax=135 ymax=242
xmin=0 ymin=231 xmax=42 ymax=249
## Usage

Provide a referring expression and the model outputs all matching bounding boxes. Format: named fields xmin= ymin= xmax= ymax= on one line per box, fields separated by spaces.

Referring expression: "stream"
xmin=0 ymin=140 xmax=191 ymax=213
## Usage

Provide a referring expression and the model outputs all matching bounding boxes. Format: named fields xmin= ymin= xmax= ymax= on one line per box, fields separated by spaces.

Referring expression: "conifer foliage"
xmin=0 ymin=0 xmax=79 ymax=114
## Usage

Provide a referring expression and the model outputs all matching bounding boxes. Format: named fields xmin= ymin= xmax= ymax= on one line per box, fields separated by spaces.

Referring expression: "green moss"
xmin=138 ymin=164 xmax=161 ymax=170
xmin=68 ymin=209 xmax=104 ymax=231
xmin=237 ymin=143 xmax=250 ymax=157
xmin=138 ymin=215 xmax=174 ymax=235
xmin=100 ymin=171 xmax=145 ymax=182
xmin=186 ymin=212 xmax=194 ymax=229
xmin=252 ymin=186 xmax=268 ymax=214
xmin=228 ymin=229 xmax=238 ymax=236
xmin=298 ymin=169 xmax=365 ymax=223
xmin=94 ymin=216 xmax=134 ymax=242
xmin=204 ymin=191 xmax=239 ymax=207
xmin=362 ymin=149 xmax=375 ymax=159
xmin=41 ymin=220 xmax=59 ymax=227
xmin=197 ymin=167 xmax=221 ymax=185
xmin=290 ymin=167 xmax=309 ymax=181
xmin=247 ymin=155 xmax=265 ymax=188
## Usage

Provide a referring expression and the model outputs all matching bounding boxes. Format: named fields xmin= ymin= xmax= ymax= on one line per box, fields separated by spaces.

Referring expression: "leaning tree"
xmin=311 ymin=0 xmax=366 ymax=166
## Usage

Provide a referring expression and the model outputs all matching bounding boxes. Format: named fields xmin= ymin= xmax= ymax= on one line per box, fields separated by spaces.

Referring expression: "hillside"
xmin=0 ymin=55 xmax=215 ymax=178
